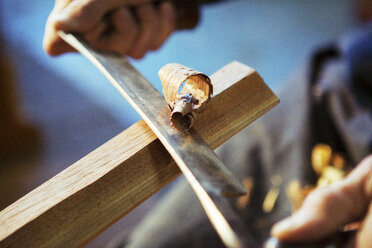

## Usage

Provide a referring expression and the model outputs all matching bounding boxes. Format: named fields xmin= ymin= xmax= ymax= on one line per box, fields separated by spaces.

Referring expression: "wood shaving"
xmin=158 ymin=63 xmax=212 ymax=131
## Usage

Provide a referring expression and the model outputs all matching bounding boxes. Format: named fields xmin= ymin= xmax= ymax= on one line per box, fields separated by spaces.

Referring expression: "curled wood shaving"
xmin=158 ymin=63 xmax=213 ymax=132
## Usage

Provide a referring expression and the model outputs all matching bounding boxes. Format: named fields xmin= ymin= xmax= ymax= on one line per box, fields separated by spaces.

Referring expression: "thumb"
xmin=271 ymin=155 xmax=372 ymax=243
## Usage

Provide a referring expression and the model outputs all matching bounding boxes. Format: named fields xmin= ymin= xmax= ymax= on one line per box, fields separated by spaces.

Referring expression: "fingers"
xmin=91 ymin=7 xmax=138 ymax=55
xmin=129 ymin=1 xmax=176 ymax=58
xmin=271 ymin=155 xmax=372 ymax=243
xmin=150 ymin=1 xmax=176 ymax=50
xmin=44 ymin=0 xmax=176 ymax=57
xmin=90 ymin=2 xmax=175 ymax=58
xmin=129 ymin=3 xmax=160 ymax=58
xmin=89 ymin=1 xmax=175 ymax=58
xmin=52 ymin=0 xmax=152 ymax=32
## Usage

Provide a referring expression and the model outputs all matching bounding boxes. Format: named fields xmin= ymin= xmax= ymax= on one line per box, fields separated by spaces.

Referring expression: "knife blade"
xmin=58 ymin=31 xmax=245 ymax=198
xmin=59 ymin=31 xmax=246 ymax=248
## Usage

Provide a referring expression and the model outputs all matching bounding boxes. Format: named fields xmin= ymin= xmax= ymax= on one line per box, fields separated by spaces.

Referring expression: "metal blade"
xmin=59 ymin=32 xmax=246 ymax=198
xmin=59 ymin=32 xmax=247 ymax=248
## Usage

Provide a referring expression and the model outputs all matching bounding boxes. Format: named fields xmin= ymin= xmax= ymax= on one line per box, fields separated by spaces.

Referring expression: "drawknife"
xmin=59 ymin=32 xmax=246 ymax=248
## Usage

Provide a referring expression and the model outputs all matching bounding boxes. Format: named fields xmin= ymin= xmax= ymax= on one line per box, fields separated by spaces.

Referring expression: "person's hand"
xmin=271 ymin=155 xmax=372 ymax=247
xmin=43 ymin=0 xmax=176 ymax=59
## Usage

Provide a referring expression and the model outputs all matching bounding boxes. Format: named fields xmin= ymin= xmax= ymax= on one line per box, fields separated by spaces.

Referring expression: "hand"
xmin=43 ymin=0 xmax=176 ymax=58
xmin=271 ymin=155 xmax=372 ymax=247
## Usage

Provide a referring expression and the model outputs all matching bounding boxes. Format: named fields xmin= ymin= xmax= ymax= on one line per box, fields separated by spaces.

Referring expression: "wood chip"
xmin=158 ymin=63 xmax=212 ymax=131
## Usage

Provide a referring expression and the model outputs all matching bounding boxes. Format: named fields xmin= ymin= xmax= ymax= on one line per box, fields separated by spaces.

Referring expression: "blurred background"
xmin=0 ymin=0 xmax=360 ymax=247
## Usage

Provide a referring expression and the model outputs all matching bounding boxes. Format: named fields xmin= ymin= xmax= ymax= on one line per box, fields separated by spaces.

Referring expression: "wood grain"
xmin=0 ymin=61 xmax=279 ymax=248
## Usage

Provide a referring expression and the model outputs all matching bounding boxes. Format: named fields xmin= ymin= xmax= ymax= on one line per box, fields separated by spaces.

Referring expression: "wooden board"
xmin=0 ymin=61 xmax=279 ymax=248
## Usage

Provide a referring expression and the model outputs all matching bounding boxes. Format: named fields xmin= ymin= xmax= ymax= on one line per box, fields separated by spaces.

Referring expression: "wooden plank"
xmin=0 ymin=61 xmax=279 ymax=248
